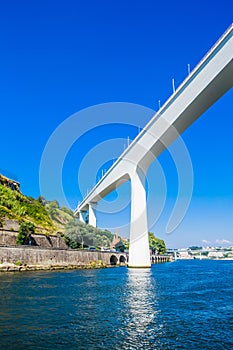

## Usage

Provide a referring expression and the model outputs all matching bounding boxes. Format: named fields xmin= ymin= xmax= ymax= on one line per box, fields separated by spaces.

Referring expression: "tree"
xmin=64 ymin=220 xmax=114 ymax=249
xmin=37 ymin=196 xmax=46 ymax=205
xmin=123 ymin=240 xmax=130 ymax=251
xmin=60 ymin=206 xmax=75 ymax=217
xmin=16 ymin=222 xmax=35 ymax=245
xmin=148 ymin=232 xmax=166 ymax=255
xmin=189 ymin=246 xmax=202 ymax=250
xmin=46 ymin=201 xmax=60 ymax=220
xmin=115 ymin=241 xmax=125 ymax=252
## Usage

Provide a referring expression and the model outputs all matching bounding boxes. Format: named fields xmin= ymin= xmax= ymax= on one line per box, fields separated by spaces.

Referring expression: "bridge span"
xmin=75 ymin=25 xmax=233 ymax=268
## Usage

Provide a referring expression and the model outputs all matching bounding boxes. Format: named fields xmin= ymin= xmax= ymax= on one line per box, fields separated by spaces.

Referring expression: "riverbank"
xmin=0 ymin=245 xmax=128 ymax=272
xmin=0 ymin=245 xmax=172 ymax=272
xmin=0 ymin=260 xmax=112 ymax=272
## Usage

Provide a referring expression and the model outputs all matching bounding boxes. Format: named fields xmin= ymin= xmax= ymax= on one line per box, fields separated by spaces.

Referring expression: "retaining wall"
xmin=0 ymin=246 xmax=128 ymax=269
xmin=0 ymin=229 xmax=67 ymax=249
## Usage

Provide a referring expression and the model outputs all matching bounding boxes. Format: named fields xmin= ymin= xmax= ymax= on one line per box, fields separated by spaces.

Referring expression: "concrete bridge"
xmin=75 ymin=25 xmax=233 ymax=268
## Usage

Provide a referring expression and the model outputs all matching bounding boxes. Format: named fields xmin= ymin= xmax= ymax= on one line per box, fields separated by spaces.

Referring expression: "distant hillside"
xmin=0 ymin=181 xmax=114 ymax=248
xmin=35 ymin=198 xmax=114 ymax=248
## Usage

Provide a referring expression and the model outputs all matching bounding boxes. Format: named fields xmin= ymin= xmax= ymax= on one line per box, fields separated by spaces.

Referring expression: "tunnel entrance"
xmin=119 ymin=255 xmax=126 ymax=264
xmin=110 ymin=255 xmax=118 ymax=265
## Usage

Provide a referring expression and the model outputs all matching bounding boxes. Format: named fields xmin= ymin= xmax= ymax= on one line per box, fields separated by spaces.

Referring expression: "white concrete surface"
xmin=75 ymin=24 xmax=233 ymax=268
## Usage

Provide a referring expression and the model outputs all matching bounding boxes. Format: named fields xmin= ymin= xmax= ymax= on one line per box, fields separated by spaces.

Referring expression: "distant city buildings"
xmin=167 ymin=246 xmax=233 ymax=260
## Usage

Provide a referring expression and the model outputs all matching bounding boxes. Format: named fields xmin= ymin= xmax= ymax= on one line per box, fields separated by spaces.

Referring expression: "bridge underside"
xmin=75 ymin=25 xmax=233 ymax=268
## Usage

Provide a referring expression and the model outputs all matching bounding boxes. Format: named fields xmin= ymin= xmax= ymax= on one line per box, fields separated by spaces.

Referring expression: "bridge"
xmin=75 ymin=24 xmax=233 ymax=268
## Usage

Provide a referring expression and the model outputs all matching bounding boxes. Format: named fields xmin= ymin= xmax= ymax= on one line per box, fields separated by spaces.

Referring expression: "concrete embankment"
xmin=0 ymin=229 xmax=170 ymax=272
xmin=0 ymin=245 xmax=128 ymax=272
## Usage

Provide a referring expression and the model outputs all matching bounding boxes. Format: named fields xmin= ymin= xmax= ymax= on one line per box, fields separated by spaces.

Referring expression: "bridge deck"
xmin=75 ymin=24 xmax=233 ymax=214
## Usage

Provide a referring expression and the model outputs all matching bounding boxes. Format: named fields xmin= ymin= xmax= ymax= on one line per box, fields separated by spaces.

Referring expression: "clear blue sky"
xmin=0 ymin=0 xmax=232 ymax=248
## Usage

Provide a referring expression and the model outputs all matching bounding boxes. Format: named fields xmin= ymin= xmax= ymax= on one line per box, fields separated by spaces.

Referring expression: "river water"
xmin=0 ymin=259 xmax=232 ymax=349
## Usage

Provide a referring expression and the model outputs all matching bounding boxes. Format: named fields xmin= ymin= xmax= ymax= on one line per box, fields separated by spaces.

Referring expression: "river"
xmin=0 ymin=259 xmax=232 ymax=349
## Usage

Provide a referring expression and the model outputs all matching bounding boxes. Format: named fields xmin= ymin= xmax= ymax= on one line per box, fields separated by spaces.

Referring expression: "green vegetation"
xmin=0 ymin=183 xmax=56 ymax=234
xmin=45 ymin=200 xmax=75 ymax=231
xmin=202 ymin=251 xmax=209 ymax=256
xmin=105 ymin=232 xmax=166 ymax=254
xmin=0 ymin=180 xmax=167 ymax=254
xmin=16 ymin=222 xmax=35 ymax=245
xmin=114 ymin=240 xmax=126 ymax=252
xmin=123 ymin=240 xmax=129 ymax=251
xmin=189 ymin=246 xmax=202 ymax=250
xmin=64 ymin=220 xmax=114 ymax=249
xmin=148 ymin=232 xmax=166 ymax=255
xmin=0 ymin=174 xmax=20 ymax=192
xmin=0 ymin=182 xmax=113 ymax=247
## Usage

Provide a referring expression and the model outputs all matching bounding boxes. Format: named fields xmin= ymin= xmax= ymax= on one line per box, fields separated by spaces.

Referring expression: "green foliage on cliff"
xmin=0 ymin=183 xmax=114 ymax=246
xmin=64 ymin=220 xmax=114 ymax=249
xmin=149 ymin=232 xmax=166 ymax=255
xmin=16 ymin=222 xmax=35 ymax=245
xmin=45 ymin=200 xmax=75 ymax=231
xmin=0 ymin=183 xmax=56 ymax=234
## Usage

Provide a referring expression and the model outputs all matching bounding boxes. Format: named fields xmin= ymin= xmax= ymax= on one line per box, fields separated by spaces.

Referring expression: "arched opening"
xmin=110 ymin=255 xmax=118 ymax=265
xmin=119 ymin=255 xmax=126 ymax=264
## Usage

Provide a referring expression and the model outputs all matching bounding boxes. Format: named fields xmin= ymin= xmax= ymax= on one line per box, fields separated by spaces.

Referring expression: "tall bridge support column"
xmin=128 ymin=167 xmax=151 ymax=268
xmin=89 ymin=203 xmax=97 ymax=227
xmin=79 ymin=211 xmax=86 ymax=224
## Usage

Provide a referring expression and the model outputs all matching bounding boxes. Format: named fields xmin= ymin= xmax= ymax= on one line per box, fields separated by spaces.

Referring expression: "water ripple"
xmin=0 ymin=260 xmax=233 ymax=349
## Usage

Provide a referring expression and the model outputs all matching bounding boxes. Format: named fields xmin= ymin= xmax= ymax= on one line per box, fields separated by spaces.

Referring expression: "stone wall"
xmin=0 ymin=246 xmax=128 ymax=268
xmin=0 ymin=229 xmax=67 ymax=249
xmin=0 ymin=230 xmax=128 ymax=270
xmin=0 ymin=230 xmax=18 ymax=246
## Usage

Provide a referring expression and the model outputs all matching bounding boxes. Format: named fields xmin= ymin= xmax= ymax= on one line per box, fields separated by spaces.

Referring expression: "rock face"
xmin=2 ymin=219 xmax=20 ymax=231
xmin=0 ymin=174 xmax=20 ymax=192
xmin=0 ymin=229 xmax=67 ymax=249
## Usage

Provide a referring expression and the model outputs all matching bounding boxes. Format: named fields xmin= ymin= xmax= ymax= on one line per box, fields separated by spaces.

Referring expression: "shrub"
xmin=16 ymin=222 xmax=35 ymax=245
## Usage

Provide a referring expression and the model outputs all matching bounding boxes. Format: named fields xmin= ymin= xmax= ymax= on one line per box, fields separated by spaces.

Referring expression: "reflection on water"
xmin=126 ymin=269 xmax=156 ymax=328
xmin=120 ymin=268 xmax=164 ymax=349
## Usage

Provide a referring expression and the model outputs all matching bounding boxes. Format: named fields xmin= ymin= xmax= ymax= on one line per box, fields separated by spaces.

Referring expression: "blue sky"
xmin=0 ymin=0 xmax=232 ymax=248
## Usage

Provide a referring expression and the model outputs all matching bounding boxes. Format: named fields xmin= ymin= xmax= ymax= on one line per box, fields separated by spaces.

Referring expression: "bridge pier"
xmin=128 ymin=167 xmax=151 ymax=268
xmin=89 ymin=203 xmax=97 ymax=227
xmin=79 ymin=211 xmax=86 ymax=224
xmin=74 ymin=25 xmax=233 ymax=269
